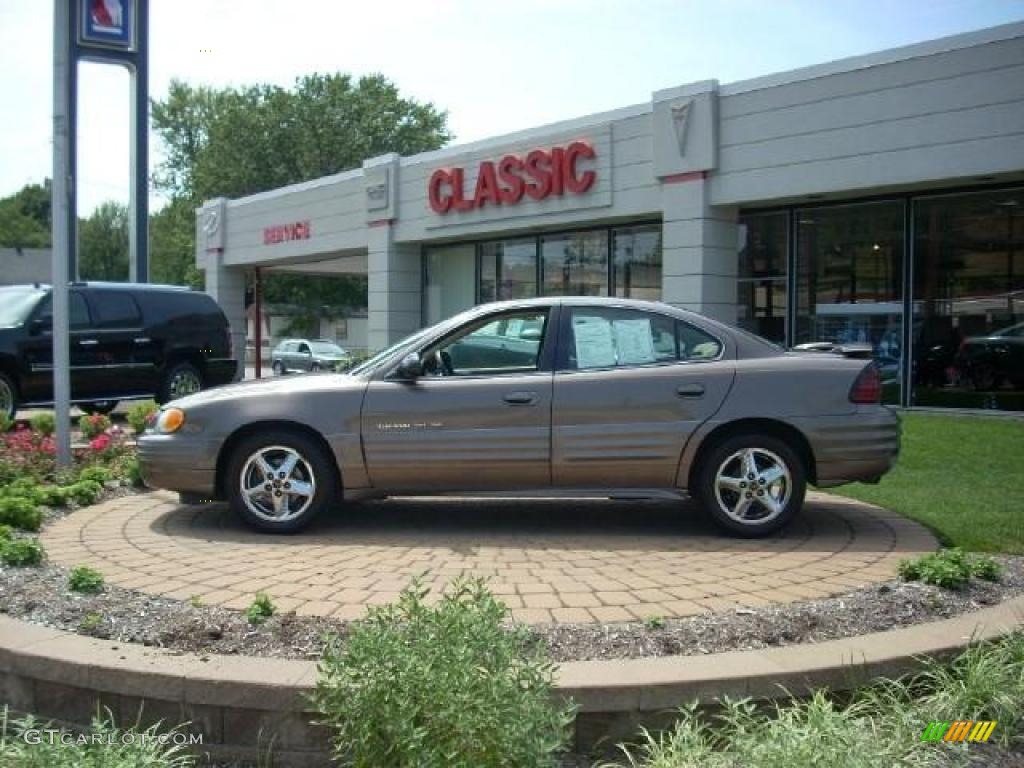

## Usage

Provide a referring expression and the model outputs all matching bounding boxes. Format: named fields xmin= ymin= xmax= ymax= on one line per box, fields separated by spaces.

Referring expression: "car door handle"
xmin=503 ymin=391 xmax=538 ymax=406
xmin=133 ymin=337 xmax=151 ymax=344
xmin=78 ymin=339 xmax=99 ymax=346
xmin=676 ymin=383 xmax=705 ymax=398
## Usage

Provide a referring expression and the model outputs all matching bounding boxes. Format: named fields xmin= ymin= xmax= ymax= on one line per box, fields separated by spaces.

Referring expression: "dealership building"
xmin=197 ymin=21 xmax=1024 ymax=410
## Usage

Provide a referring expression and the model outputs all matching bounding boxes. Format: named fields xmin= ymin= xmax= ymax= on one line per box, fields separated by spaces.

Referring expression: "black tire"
xmin=693 ymin=433 xmax=806 ymax=538
xmin=311 ymin=363 xmax=322 ymax=372
xmin=157 ymin=361 xmax=204 ymax=404
xmin=225 ymin=429 xmax=337 ymax=533
xmin=0 ymin=371 xmax=17 ymax=421
xmin=272 ymin=361 xmax=286 ymax=376
xmin=969 ymin=363 xmax=1000 ymax=392
xmin=80 ymin=400 xmax=118 ymax=416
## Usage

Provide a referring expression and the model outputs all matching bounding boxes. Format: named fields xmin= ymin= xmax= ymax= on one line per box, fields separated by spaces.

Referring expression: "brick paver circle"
xmin=41 ymin=491 xmax=937 ymax=624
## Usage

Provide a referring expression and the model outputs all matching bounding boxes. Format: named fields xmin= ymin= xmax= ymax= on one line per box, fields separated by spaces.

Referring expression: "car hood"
xmin=168 ymin=372 xmax=365 ymax=409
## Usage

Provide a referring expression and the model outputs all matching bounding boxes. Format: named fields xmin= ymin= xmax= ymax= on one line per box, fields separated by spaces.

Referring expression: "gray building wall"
xmin=0 ymin=248 xmax=52 ymax=285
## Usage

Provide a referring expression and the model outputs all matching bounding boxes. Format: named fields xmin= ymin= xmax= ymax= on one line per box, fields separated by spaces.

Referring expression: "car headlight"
xmin=155 ymin=407 xmax=186 ymax=434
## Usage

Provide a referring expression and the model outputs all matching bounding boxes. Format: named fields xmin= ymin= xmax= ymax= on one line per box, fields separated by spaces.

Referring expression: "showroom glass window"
xmin=542 ymin=230 xmax=609 ymax=296
xmin=612 ymin=225 xmax=662 ymax=300
xmin=912 ymin=188 xmax=1024 ymax=410
xmin=737 ymin=212 xmax=787 ymax=343
xmin=795 ymin=200 xmax=904 ymax=404
xmin=479 ymin=238 xmax=538 ymax=303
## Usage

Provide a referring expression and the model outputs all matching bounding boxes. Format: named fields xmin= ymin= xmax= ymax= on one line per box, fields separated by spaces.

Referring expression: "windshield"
xmin=310 ymin=341 xmax=345 ymax=355
xmin=348 ymin=310 xmax=476 ymax=377
xmin=0 ymin=287 xmax=46 ymax=327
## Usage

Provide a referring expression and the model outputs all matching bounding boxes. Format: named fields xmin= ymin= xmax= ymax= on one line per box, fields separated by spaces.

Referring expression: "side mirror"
xmin=31 ymin=316 xmax=52 ymax=335
xmin=395 ymin=352 xmax=422 ymax=379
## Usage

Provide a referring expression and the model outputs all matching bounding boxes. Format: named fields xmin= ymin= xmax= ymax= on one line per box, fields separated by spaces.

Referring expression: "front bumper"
xmin=791 ymin=407 xmax=901 ymax=487
xmin=137 ymin=433 xmax=221 ymax=497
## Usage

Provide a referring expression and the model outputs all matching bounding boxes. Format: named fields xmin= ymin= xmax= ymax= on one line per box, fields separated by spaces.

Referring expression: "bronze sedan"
xmin=138 ymin=298 xmax=899 ymax=537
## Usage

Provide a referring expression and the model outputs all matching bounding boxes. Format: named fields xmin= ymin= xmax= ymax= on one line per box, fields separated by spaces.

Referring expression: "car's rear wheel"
xmin=158 ymin=362 xmax=203 ymax=403
xmin=311 ymin=363 xmax=322 ymax=372
xmin=0 ymin=372 xmax=17 ymax=421
xmin=969 ymin=362 xmax=1000 ymax=392
xmin=272 ymin=361 xmax=285 ymax=376
xmin=80 ymin=400 xmax=118 ymax=416
xmin=694 ymin=433 xmax=805 ymax=537
xmin=225 ymin=429 xmax=336 ymax=533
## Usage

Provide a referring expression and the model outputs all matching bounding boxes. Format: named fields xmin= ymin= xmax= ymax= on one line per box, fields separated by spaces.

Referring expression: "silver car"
xmin=139 ymin=298 xmax=899 ymax=536
xmin=271 ymin=339 xmax=349 ymax=375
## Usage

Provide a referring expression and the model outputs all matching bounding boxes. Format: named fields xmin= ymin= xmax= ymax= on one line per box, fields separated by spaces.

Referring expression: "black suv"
xmin=0 ymin=282 xmax=237 ymax=419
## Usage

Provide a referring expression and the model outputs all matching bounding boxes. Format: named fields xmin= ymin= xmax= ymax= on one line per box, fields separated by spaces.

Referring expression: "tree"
xmin=79 ymin=201 xmax=128 ymax=281
xmin=150 ymin=197 xmax=202 ymax=287
xmin=0 ymin=180 xmax=51 ymax=249
xmin=150 ymin=73 xmax=451 ymax=302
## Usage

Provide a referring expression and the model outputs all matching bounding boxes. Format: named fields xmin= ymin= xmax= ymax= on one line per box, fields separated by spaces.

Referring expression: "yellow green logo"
xmin=921 ymin=721 xmax=997 ymax=743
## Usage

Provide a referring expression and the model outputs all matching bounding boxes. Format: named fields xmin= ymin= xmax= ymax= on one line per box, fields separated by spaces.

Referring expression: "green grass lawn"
xmin=833 ymin=412 xmax=1024 ymax=554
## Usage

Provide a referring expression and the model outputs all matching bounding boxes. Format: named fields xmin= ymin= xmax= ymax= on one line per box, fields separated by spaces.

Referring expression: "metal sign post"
xmin=51 ymin=0 xmax=149 ymax=467
xmin=51 ymin=0 xmax=73 ymax=469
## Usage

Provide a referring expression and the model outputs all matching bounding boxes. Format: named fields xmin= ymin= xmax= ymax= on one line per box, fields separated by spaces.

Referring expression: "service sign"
xmin=79 ymin=0 xmax=136 ymax=51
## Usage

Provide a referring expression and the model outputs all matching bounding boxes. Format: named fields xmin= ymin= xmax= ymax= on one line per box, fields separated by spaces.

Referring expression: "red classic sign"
xmin=263 ymin=220 xmax=311 ymax=245
xmin=428 ymin=141 xmax=597 ymax=214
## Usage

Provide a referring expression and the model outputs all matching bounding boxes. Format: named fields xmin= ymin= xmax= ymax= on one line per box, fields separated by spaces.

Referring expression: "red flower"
xmin=90 ymin=434 xmax=111 ymax=452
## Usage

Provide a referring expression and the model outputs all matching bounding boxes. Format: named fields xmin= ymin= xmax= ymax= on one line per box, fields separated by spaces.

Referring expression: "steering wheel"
xmin=437 ymin=349 xmax=454 ymax=377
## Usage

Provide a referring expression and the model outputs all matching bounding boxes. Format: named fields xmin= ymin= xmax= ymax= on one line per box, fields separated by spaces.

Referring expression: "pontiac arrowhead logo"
xmin=671 ymin=99 xmax=693 ymax=156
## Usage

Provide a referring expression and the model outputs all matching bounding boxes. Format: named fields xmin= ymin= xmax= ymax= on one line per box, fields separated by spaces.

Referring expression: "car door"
xmin=18 ymin=290 xmax=100 ymax=401
xmin=83 ymin=289 xmax=148 ymax=395
xmin=551 ymin=305 xmax=735 ymax=488
xmin=360 ymin=307 xmax=556 ymax=492
xmin=295 ymin=342 xmax=313 ymax=372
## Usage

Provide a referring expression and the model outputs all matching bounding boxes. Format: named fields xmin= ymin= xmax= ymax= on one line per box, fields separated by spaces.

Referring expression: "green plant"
xmin=66 ymin=480 xmax=103 ymax=506
xmin=77 ymin=465 xmax=112 ymax=486
xmin=28 ymin=412 xmax=56 ymax=436
xmin=898 ymin=548 xmax=1003 ymax=589
xmin=310 ymin=577 xmax=575 ymax=768
xmin=0 ymin=496 xmax=43 ymax=531
xmin=246 ymin=592 xmax=276 ymax=625
xmin=78 ymin=611 xmax=103 ymax=633
xmin=126 ymin=400 xmax=160 ymax=436
xmin=126 ymin=457 xmax=145 ymax=488
xmin=189 ymin=594 xmax=204 ymax=608
xmin=38 ymin=485 xmax=69 ymax=508
xmin=0 ymin=708 xmax=197 ymax=767
xmin=67 ymin=565 xmax=105 ymax=594
xmin=78 ymin=412 xmax=111 ymax=439
xmin=0 ymin=412 xmax=11 ymax=433
xmin=643 ymin=616 xmax=666 ymax=630
xmin=0 ymin=537 xmax=44 ymax=566
xmin=0 ymin=524 xmax=12 ymax=541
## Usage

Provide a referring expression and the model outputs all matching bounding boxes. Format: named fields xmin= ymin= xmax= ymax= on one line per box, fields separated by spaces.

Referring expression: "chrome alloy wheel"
xmin=239 ymin=445 xmax=317 ymax=522
xmin=713 ymin=447 xmax=792 ymax=525
xmin=168 ymin=368 xmax=202 ymax=399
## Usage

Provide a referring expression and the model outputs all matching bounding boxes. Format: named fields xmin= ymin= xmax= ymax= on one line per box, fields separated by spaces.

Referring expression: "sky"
xmin=1 ymin=0 xmax=1022 ymax=215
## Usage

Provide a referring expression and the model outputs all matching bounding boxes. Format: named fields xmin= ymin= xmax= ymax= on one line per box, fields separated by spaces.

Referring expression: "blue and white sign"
xmin=79 ymin=0 xmax=135 ymax=51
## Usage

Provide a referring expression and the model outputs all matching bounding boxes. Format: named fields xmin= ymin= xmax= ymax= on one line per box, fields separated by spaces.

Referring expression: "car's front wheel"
xmin=694 ymin=434 xmax=805 ymax=537
xmin=225 ymin=429 xmax=337 ymax=533
xmin=272 ymin=361 xmax=286 ymax=376
xmin=0 ymin=372 xmax=17 ymax=421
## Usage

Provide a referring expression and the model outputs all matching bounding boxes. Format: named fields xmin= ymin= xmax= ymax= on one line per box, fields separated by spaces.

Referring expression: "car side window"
xmin=422 ymin=310 xmax=549 ymax=377
xmin=560 ymin=307 xmax=721 ymax=370
xmin=33 ymin=293 xmax=92 ymax=331
xmin=297 ymin=343 xmax=310 ymax=355
xmin=90 ymin=290 xmax=142 ymax=329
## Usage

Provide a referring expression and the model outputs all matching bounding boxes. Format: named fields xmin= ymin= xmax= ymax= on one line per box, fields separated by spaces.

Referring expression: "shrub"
xmin=78 ymin=413 xmax=111 ymax=439
xmin=0 ymin=412 xmax=11 ymax=433
xmin=126 ymin=401 xmax=159 ymax=436
xmin=67 ymin=480 xmax=103 ymax=506
xmin=0 ymin=709 xmax=197 ymax=767
xmin=245 ymin=592 xmax=276 ymax=625
xmin=126 ymin=457 xmax=145 ymax=488
xmin=37 ymin=485 xmax=69 ymax=508
xmin=77 ymin=465 xmax=112 ymax=486
xmin=29 ymin=412 xmax=56 ymax=436
xmin=68 ymin=565 xmax=104 ymax=594
xmin=0 ymin=524 xmax=12 ymax=541
xmin=0 ymin=496 xmax=43 ymax=531
xmin=898 ymin=548 xmax=1003 ymax=589
xmin=310 ymin=578 xmax=575 ymax=768
xmin=0 ymin=538 xmax=44 ymax=566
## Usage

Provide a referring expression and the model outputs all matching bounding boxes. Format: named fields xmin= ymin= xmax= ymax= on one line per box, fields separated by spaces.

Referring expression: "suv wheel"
xmin=158 ymin=362 xmax=203 ymax=403
xmin=694 ymin=433 xmax=806 ymax=537
xmin=0 ymin=372 xmax=17 ymax=421
xmin=80 ymin=400 xmax=118 ymax=416
xmin=226 ymin=429 xmax=336 ymax=533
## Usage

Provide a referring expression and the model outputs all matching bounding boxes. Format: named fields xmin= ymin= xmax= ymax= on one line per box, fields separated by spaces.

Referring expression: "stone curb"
xmin=0 ymin=597 xmax=1021 ymax=764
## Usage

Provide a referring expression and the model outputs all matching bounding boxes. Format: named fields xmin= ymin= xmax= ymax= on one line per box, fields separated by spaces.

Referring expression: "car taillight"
xmin=849 ymin=363 xmax=882 ymax=404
